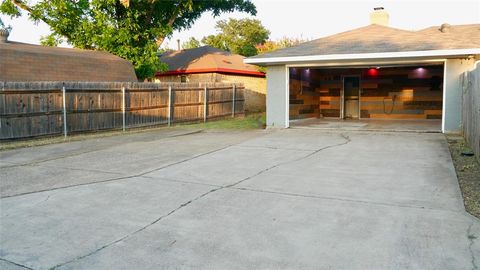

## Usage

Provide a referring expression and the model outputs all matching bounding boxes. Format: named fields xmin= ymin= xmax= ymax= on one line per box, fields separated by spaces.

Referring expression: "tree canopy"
xmin=255 ymin=37 xmax=307 ymax=54
xmin=202 ymin=18 xmax=269 ymax=57
xmin=182 ymin=37 xmax=201 ymax=50
xmin=0 ymin=0 xmax=256 ymax=79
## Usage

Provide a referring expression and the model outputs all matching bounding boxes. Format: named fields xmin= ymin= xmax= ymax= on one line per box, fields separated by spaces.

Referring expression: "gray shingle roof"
xmin=249 ymin=24 xmax=480 ymax=59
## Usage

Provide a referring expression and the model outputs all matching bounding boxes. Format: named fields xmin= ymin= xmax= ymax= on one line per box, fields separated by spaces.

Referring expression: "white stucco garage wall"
xmin=266 ymin=65 xmax=288 ymax=128
xmin=443 ymin=58 xmax=475 ymax=132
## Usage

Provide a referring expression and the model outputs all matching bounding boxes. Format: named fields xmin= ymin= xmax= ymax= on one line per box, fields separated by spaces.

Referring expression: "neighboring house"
xmin=245 ymin=7 xmax=480 ymax=133
xmin=0 ymin=30 xmax=137 ymax=82
xmin=156 ymin=46 xmax=266 ymax=112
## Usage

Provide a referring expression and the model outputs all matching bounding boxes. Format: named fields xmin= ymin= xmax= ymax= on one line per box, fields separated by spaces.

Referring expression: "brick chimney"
xmin=370 ymin=7 xmax=389 ymax=26
xmin=440 ymin=23 xmax=451 ymax=33
xmin=0 ymin=28 xmax=9 ymax=43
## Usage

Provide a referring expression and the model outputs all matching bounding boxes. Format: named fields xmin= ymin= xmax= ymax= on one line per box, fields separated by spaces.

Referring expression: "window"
xmin=180 ymin=75 xmax=187 ymax=83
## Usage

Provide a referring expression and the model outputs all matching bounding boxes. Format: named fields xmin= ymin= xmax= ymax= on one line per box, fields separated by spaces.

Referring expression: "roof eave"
xmin=244 ymin=48 xmax=480 ymax=65
xmin=155 ymin=68 xmax=265 ymax=77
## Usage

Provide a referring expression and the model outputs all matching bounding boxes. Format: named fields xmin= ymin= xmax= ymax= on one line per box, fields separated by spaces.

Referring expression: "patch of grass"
xmin=447 ymin=135 xmax=480 ymax=219
xmin=182 ymin=113 xmax=266 ymax=130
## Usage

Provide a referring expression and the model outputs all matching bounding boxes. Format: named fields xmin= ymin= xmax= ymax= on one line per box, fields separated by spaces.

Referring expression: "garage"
xmin=244 ymin=12 xmax=480 ymax=133
xmin=288 ymin=64 xmax=444 ymax=131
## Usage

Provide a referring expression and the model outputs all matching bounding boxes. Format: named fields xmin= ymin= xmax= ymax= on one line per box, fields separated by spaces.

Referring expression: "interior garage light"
xmin=412 ymin=67 xmax=427 ymax=78
xmin=367 ymin=68 xmax=379 ymax=76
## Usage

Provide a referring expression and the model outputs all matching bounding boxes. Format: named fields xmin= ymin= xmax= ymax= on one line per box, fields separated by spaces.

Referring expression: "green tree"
xmin=0 ymin=0 xmax=256 ymax=79
xmin=40 ymin=33 xmax=64 ymax=47
xmin=202 ymin=18 xmax=269 ymax=57
xmin=255 ymin=37 xmax=307 ymax=54
xmin=202 ymin=34 xmax=226 ymax=50
xmin=182 ymin=37 xmax=201 ymax=50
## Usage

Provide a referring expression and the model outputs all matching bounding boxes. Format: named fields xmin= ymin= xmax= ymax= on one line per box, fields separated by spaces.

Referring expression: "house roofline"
xmin=155 ymin=68 xmax=265 ymax=77
xmin=244 ymin=48 xmax=480 ymax=65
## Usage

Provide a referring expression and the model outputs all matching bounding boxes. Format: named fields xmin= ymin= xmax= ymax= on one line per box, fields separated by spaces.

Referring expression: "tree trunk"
xmin=155 ymin=0 xmax=184 ymax=48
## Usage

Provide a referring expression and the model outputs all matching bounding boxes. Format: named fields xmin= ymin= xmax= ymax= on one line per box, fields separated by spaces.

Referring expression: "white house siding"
xmin=266 ymin=65 xmax=289 ymax=128
xmin=443 ymin=58 xmax=476 ymax=132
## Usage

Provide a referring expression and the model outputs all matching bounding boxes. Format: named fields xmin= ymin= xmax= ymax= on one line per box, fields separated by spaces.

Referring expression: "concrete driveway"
xmin=0 ymin=128 xmax=478 ymax=270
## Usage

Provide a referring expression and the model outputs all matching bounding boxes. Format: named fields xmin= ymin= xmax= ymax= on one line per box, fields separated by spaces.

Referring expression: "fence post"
xmin=232 ymin=84 xmax=236 ymax=118
xmin=204 ymin=85 xmax=208 ymax=122
xmin=168 ymin=85 xmax=172 ymax=126
xmin=62 ymin=85 xmax=67 ymax=138
xmin=121 ymin=86 xmax=126 ymax=131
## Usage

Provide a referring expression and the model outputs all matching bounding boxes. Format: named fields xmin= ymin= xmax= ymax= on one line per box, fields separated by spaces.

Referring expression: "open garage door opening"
xmin=289 ymin=64 xmax=444 ymax=131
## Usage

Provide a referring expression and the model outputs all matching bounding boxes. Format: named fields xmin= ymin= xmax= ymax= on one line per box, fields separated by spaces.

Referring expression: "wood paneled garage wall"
xmin=289 ymin=65 xmax=444 ymax=120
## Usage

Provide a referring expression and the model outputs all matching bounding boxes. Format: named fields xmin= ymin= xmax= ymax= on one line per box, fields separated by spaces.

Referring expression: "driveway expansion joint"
xmin=0 ymin=258 xmax=33 ymax=270
xmin=467 ymin=223 xmax=478 ymax=270
xmin=40 ymin=165 xmax=125 ymax=175
xmin=1 ymin=148 xmax=112 ymax=169
xmin=234 ymin=145 xmax=313 ymax=152
xmin=230 ymin=187 xmax=463 ymax=213
xmin=142 ymin=175 xmax=223 ymax=188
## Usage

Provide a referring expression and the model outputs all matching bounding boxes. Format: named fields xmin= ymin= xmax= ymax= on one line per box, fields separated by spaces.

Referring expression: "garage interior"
xmin=289 ymin=64 xmax=444 ymax=130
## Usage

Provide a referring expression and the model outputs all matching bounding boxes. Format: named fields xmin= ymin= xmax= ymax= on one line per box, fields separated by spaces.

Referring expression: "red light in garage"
xmin=367 ymin=68 xmax=379 ymax=76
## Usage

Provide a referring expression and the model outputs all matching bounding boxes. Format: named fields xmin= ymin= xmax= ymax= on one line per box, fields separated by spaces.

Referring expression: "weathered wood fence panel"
xmin=0 ymin=82 xmax=245 ymax=140
xmin=0 ymin=82 xmax=64 ymax=139
xmin=173 ymin=85 xmax=204 ymax=123
xmin=462 ymin=66 xmax=480 ymax=161
xmin=127 ymin=84 xmax=170 ymax=127
xmin=66 ymin=88 xmax=123 ymax=132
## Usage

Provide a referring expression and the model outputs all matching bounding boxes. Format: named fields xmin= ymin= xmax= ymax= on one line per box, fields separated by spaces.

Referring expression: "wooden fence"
xmin=0 ymin=82 xmax=245 ymax=140
xmin=461 ymin=66 xmax=480 ymax=161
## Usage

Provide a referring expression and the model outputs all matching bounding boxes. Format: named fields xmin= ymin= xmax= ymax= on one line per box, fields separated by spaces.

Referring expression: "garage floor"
xmin=0 ymin=128 xmax=478 ymax=269
xmin=290 ymin=118 xmax=442 ymax=132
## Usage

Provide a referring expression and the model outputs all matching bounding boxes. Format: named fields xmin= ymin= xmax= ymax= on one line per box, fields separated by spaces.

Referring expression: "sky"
xmin=1 ymin=0 xmax=479 ymax=49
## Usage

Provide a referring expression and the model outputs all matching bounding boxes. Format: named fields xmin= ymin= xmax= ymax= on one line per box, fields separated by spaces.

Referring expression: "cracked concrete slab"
xmin=0 ymin=161 xmax=17 ymax=168
xmin=236 ymin=132 xmax=464 ymax=211
xmin=144 ymin=132 xmax=348 ymax=186
xmin=0 ymin=259 xmax=31 ymax=270
xmin=145 ymin=146 xmax=315 ymax=186
xmin=0 ymin=130 xmax=262 ymax=197
xmin=56 ymin=188 xmax=480 ymax=270
xmin=238 ymin=128 xmax=348 ymax=151
xmin=0 ymin=176 xmax=213 ymax=269
xmin=0 ymin=128 xmax=478 ymax=269
xmin=0 ymin=164 xmax=122 ymax=197
xmin=37 ymin=137 xmax=248 ymax=175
